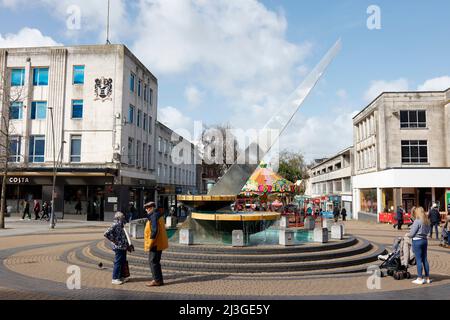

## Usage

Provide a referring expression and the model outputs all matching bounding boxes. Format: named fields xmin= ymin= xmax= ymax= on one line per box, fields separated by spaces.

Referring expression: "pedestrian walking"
xmin=40 ymin=201 xmax=50 ymax=221
xmin=104 ymin=212 xmax=132 ymax=285
xmin=33 ymin=200 xmax=41 ymax=220
xmin=144 ymin=202 xmax=169 ymax=287
xmin=428 ymin=203 xmax=441 ymax=240
xmin=75 ymin=200 xmax=82 ymax=215
xmin=341 ymin=207 xmax=347 ymax=221
xmin=394 ymin=206 xmax=405 ymax=230
xmin=333 ymin=206 xmax=340 ymax=222
xmin=21 ymin=200 xmax=31 ymax=220
xmin=408 ymin=207 xmax=432 ymax=285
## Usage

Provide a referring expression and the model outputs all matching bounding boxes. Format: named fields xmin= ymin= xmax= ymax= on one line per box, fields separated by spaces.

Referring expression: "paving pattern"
xmin=0 ymin=221 xmax=449 ymax=300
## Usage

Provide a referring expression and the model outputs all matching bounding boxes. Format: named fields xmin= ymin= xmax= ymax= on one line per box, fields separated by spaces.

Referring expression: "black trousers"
xmin=149 ymin=247 xmax=163 ymax=283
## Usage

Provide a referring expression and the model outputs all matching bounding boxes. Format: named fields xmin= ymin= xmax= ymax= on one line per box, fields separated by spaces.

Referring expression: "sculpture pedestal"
xmin=304 ymin=217 xmax=315 ymax=230
xmin=314 ymin=228 xmax=329 ymax=243
xmin=279 ymin=229 xmax=295 ymax=246
xmin=331 ymin=224 xmax=344 ymax=240
xmin=232 ymin=230 xmax=245 ymax=247
xmin=180 ymin=229 xmax=194 ymax=245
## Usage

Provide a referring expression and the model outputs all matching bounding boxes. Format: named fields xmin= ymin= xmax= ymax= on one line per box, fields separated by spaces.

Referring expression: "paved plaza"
xmin=0 ymin=218 xmax=449 ymax=300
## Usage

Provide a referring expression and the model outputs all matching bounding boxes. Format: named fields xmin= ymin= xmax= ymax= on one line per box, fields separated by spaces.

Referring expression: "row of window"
xmin=9 ymin=135 xmax=81 ymax=163
xmin=356 ymin=140 xmax=428 ymax=169
xmin=10 ymin=100 xmax=84 ymax=120
xmin=158 ymin=136 xmax=175 ymax=155
xmin=10 ymin=66 xmax=85 ymax=87
xmin=130 ymin=73 xmax=153 ymax=105
xmin=128 ymin=105 xmax=153 ymax=133
xmin=157 ymin=163 xmax=195 ymax=185
xmin=127 ymin=138 xmax=153 ymax=170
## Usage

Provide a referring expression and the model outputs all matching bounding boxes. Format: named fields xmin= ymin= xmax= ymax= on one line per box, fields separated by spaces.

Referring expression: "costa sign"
xmin=8 ymin=177 xmax=30 ymax=184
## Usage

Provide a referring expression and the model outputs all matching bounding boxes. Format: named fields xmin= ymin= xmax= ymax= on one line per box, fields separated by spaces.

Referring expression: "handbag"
xmin=121 ymin=260 xmax=130 ymax=278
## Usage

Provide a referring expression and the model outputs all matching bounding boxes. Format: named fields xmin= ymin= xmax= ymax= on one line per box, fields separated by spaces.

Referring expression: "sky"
xmin=1 ymin=0 xmax=449 ymax=162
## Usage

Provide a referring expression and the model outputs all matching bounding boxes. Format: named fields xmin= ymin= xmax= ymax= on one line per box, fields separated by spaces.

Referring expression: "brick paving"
xmin=0 ymin=220 xmax=449 ymax=300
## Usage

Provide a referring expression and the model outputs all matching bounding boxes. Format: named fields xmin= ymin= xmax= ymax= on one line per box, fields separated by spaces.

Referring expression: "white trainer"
xmin=412 ymin=278 xmax=425 ymax=285
xmin=426 ymin=279 xmax=432 ymax=284
xmin=112 ymin=279 xmax=124 ymax=285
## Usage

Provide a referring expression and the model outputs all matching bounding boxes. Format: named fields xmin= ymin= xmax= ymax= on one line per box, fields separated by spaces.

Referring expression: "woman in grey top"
xmin=408 ymin=207 xmax=432 ymax=285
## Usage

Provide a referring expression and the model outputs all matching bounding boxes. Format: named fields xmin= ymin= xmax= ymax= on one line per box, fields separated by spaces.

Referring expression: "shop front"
xmin=1 ymin=171 xmax=157 ymax=222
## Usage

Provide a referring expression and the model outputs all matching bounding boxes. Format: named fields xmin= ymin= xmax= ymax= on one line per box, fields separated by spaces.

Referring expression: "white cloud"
xmin=0 ymin=0 xmax=128 ymax=42
xmin=277 ymin=110 xmax=358 ymax=162
xmin=364 ymin=78 xmax=409 ymax=102
xmin=184 ymin=85 xmax=203 ymax=106
xmin=0 ymin=28 xmax=62 ymax=48
xmin=417 ymin=76 xmax=450 ymax=91
xmin=158 ymin=106 xmax=195 ymax=137
xmin=132 ymin=0 xmax=311 ymax=107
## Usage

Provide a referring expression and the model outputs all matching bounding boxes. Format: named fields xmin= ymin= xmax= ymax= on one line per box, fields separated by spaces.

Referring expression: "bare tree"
xmin=0 ymin=67 xmax=26 ymax=229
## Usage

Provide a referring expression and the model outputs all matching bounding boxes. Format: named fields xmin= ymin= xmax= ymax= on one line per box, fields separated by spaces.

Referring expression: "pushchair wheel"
xmin=405 ymin=272 xmax=411 ymax=279
xmin=393 ymin=272 xmax=402 ymax=280
xmin=387 ymin=270 xmax=394 ymax=276
xmin=380 ymin=271 xmax=385 ymax=278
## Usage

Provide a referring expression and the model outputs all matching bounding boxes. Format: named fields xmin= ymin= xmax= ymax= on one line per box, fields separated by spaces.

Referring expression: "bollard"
xmin=166 ymin=216 xmax=177 ymax=228
xmin=129 ymin=219 xmax=146 ymax=239
xmin=232 ymin=230 xmax=245 ymax=247
xmin=314 ymin=227 xmax=329 ymax=243
xmin=179 ymin=229 xmax=194 ymax=245
xmin=279 ymin=229 xmax=295 ymax=246
xmin=331 ymin=224 xmax=344 ymax=240
xmin=279 ymin=216 xmax=289 ymax=229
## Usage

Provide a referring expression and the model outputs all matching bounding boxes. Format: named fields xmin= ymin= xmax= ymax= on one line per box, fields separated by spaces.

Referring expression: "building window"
xmin=136 ymin=140 xmax=141 ymax=167
xmin=31 ymin=101 xmax=47 ymax=120
xmin=149 ymin=116 xmax=153 ymax=134
xmin=164 ymin=165 xmax=168 ymax=178
xmin=400 ymin=110 xmax=426 ymax=128
xmin=143 ymin=143 xmax=147 ymax=169
xmin=157 ymin=163 xmax=161 ymax=177
xmin=33 ymin=67 xmax=49 ymax=86
xmin=148 ymin=145 xmax=152 ymax=169
xmin=360 ymin=189 xmax=377 ymax=214
xmin=149 ymin=88 xmax=153 ymax=106
xmin=138 ymin=79 xmax=142 ymax=97
xmin=144 ymin=84 xmax=148 ymax=101
xmin=401 ymin=140 xmax=428 ymax=164
xmin=9 ymin=136 xmax=21 ymax=162
xmin=143 ymin=113 xmax=147 ymax=131
xmin=70 ymin=135 xmax=82 ymax=162
xmin=158 ymin=137 xmax=162 ymax=152
xmin=72 ymin=100 xmax=83 ymax=119
xmin=137 ymin=110 xmax=142 ymax=127
xmin=73 ymin=66 xmax=85 ymax=84
xmin=10 ymin=102 xmax=23 ymax=120
xmin=11 ymin=68 xmax=25 ymax=86
xmin=29 ymin=135 xmax=45 ymax=163
xmin=130 ymin=73 xmax=135 ymax=92
xmin=128 ymin=105 xmax=135 ymax=124
xmin=128 ymin=138 xmax=134 ymax=165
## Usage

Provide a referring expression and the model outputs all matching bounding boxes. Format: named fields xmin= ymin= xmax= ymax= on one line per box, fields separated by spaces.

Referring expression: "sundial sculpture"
xmin=176 ymin=40 xmax=342 ymax=244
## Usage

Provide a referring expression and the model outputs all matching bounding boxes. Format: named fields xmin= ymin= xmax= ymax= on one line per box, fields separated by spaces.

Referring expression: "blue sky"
xmin=1 ymin=0 xmax=449 ymax=161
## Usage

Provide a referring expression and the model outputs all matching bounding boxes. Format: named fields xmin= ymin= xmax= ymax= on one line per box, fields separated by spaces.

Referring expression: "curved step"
xmin=81 ymin=237 xmax=386 ymax=274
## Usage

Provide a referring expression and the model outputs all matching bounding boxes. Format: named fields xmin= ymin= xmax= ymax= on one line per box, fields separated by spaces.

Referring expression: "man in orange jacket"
xmin=143 ymin=202 xmax=169 ymax=287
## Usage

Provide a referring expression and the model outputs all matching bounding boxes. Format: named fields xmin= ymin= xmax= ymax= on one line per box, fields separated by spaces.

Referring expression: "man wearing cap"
xmin=143 ymin=202 xmax=169 ymax=287
xmin=428 ymin=203 xmax=441 ymax=240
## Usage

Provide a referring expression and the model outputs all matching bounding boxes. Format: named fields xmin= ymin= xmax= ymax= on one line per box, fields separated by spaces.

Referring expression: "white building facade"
xmin=352 ymin=89 xmax=450 ymax=222
xmin=0 ymin=44 xmax=194 ymax=220
xmin=307 ymin=147 xmax=354 ymax=215
xmin=155 ymin=121 xmax=197 ymax=211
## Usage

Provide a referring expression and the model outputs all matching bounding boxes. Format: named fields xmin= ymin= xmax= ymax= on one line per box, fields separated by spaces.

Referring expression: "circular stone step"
xmin=75 ymin=235 xmax=386 ymax=274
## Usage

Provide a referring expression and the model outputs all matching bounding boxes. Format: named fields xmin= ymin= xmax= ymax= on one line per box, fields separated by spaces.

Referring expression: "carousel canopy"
xmin=241 ymin=164 xmax=295 ymax=194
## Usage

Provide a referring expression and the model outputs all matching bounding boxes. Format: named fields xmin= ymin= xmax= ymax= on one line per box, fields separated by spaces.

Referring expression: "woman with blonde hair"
xmin=408 ymin=207 xmax=432 ymax=285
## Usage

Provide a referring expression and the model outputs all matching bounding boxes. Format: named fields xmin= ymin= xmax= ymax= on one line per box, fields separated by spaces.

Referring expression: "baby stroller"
xmin=440 ymin=222 xmax=449 ymax=247
xmin=378 ymin=236 xmax=415 ymax=280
